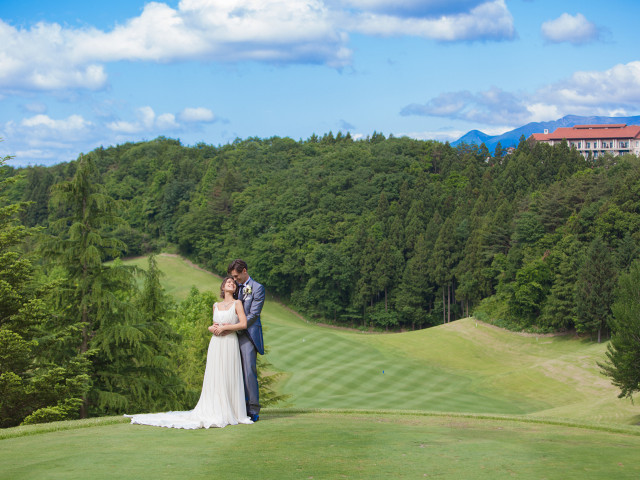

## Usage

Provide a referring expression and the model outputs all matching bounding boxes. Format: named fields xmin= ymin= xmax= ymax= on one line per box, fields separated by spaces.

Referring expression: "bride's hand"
xmin=213 ymin=324 xmax=226 ymax=336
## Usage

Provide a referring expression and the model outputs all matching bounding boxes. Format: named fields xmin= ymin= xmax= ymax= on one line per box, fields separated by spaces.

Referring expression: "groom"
xmin=228 ymin=259 xmax=264 ymax=422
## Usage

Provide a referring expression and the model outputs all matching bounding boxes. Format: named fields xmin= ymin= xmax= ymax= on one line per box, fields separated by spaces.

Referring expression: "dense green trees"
xmin=6 ymin=135 xmax=640 ymax=339
xmin=4 ymin=132 xmax=640 ymax=408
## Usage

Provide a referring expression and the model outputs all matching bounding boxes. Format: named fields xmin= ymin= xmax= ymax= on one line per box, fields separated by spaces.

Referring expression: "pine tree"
xmin=599 ymin=261 xmax=640 ymax=399
xmin=540 ymin=237 xmax=582 ymax=330
xmin=0 ymin=151 xmax=90 ymax=427
xmin=575 ymin=237 xmax=616 ymax=343
xmin=45 ymin=154 xmax=180 ymax=416
xmin=396 ymin=234 xmax=434 ymax=329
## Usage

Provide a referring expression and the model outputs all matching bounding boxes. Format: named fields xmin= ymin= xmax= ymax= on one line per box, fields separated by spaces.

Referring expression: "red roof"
xmin=532 ymin=124 xmax=640 ymax=141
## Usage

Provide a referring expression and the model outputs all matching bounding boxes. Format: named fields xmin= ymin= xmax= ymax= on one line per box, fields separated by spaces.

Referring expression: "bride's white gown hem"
xmin=125 ymin=304 xmax=252 ymax=429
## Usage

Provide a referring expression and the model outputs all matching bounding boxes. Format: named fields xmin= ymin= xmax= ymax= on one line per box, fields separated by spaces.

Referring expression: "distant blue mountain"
xmin=452 ymin=115 xmax=640 ymax=151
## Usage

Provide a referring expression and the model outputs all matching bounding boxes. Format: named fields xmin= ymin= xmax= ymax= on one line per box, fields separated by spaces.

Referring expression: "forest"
xmin=2 ymin=132 xmax=640 ymax=427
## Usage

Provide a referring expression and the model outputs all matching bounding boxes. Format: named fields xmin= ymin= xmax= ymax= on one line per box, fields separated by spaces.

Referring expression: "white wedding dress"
xmin=126 ymin=304 xmax=253 ymax=429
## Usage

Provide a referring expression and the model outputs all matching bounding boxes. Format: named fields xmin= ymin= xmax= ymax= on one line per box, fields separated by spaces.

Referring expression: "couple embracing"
xmin=127 ymin=259 xmax=265 ymax=429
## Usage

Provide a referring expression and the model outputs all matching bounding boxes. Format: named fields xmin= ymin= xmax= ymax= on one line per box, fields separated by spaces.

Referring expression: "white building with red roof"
xmin=531 ymin=124 xmax=640 ymax=158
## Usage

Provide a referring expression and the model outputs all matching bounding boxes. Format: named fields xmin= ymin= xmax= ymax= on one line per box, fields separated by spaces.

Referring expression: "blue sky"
xmin=1 ymin=0 xmax=640 ymax=166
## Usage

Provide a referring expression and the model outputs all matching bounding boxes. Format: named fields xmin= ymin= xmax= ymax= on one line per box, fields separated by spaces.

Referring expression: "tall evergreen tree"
xmin=45 ymin=154 xmax=180 ymax=416
xmin=0 ymin=151 xmax=90 ymax=427
xmin=396 ymin=234 xmax=434 ymax=329
xmin=540 ymin=237 xmax=582 ymax=330
xmin=599 ymin=260 xmax=640 ymax=399
xmin=575 ymin=237 xmax=616 ymax=343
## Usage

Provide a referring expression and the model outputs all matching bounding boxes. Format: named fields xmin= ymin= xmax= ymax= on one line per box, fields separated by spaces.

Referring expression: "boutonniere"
xmin=244 ymin=285 xmax=252 ymax=296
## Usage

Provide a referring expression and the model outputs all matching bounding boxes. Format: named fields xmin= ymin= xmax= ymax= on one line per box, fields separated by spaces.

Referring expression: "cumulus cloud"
xmin=1 ymin=104 xmax=218 ymax=166
xmin=179 ymin=107 xmax=216 ymax=123
xmin=401 ymin=61 xmax=640 ymax=127
xmin=541 ymin=13 xmax=601 ymax=45
xmin=539 ymin=61 xmax=640 ymax=110
xmin=0 ymin=0 xmax=515 ymax=92
xmin=1 ymin=113 xmax=96 ymax=165
xmin=108 ymin=106 xmax=170 ymax=133
xmin=345 ymin=0 xmax=515 ymax=41
xmin=401 ymin=86 xmax=530 ymax=125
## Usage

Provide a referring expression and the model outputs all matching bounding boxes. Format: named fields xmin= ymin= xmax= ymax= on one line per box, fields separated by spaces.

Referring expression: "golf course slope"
xmin=3 ymin=254 xmax=639 ymax=479
xmin=264 ymin=301 xmax=639 ymax=425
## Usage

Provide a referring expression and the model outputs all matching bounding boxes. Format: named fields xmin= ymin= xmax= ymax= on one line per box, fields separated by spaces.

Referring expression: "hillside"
xmin=130 ymin=254 xmax=640 ymax=425
xmin=7 ymin=134 xmax=640 ymax=340
xmin=265 ymin=304 xmax=639 ymax=425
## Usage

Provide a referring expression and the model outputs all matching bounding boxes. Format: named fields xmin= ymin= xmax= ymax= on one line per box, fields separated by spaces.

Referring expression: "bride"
xmin=126 ymin=277 xmax=253 ymax=429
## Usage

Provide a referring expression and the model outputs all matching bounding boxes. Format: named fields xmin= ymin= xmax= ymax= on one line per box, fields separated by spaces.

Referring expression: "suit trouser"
xmin=238 ymin=333 xmax=260 ymax=415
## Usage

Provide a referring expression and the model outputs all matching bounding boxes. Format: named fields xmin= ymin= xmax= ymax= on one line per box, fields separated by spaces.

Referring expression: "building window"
xmin=586 ymin=142 xmax=591 ymax=148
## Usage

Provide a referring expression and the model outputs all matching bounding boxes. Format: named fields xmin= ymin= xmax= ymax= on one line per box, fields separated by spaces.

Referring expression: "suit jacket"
xmin=239 ymin=277 xmax=265 ymax=355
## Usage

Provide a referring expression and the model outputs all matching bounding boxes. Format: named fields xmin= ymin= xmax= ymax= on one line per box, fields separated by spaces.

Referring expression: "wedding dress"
xmin=125 ymin=304 xmax=253 ymax=429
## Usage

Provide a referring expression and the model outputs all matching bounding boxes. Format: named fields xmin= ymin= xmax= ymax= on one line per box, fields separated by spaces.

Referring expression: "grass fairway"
xmin=2 ymin=413 xmax=639 ymax=479
xmin=4 ymin=254 xmax=638 ymax=479
xmin=261 ymin=301 xmax=639 ymax=425
xmin=121 ymin=253 xmax=222 ymax=301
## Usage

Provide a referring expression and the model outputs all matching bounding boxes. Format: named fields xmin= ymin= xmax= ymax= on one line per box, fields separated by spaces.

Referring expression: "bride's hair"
xmin=220 ymin=276 xmax=238 ymax=300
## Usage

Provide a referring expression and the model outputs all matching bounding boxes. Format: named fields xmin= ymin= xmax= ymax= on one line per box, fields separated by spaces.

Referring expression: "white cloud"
xmin=401 ymin=129 xmax=466 ymax=142
xmin=0 ymin=19 xmax=108 ymax=91
xmin=157 ymin=113 xmax=179 ymax=129
xmin=107 ymin=105 xmax=214 ymax=134
xmin=21 ymin=114 xmax=91 ymax=131
xmin=0 ymin=0 xmax=516 ymax=92
xmin=346 ymin=0 xmax=514 ymax=41
xmin=401 ymin=61 xmax=640 ymax=127
xmin=106 ymin=120 xmax=141 ymax=134
xmin=1 ymin=114 xmax=95 ymax=165
xmin=538 ymin=61 xmax=640 ymax=112
xmin=401 ymin=86 xmax=530 ymax=125
xmin=541 ymin=13 xmax=600 ymax=45
xmin=179 ymin=107 xmax=216 ymax=123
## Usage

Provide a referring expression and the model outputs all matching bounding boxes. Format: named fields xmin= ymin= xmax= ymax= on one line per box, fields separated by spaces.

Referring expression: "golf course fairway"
xmin=3 ymin=254 xmax=638 ymax=479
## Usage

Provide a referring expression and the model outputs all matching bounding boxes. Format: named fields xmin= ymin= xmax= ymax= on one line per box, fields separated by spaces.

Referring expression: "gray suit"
xmin=238 ymin=277 xmax=264 ymax=415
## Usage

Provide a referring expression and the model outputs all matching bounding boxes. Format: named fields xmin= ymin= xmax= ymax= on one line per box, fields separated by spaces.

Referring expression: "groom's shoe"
xmin=250 ymin=414 xmax=259 ymax=422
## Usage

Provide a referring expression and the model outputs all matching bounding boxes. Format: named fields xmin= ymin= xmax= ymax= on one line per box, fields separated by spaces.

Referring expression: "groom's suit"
xmin=238 ymin=276 xmax=264 ymax=416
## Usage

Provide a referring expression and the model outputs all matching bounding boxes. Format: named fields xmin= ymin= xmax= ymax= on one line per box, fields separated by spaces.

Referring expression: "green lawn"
xmin=122 ymin=253 xmax=223 ymax=301
xmin=5 ymin=254 xmax=637 ymax=480
xmin=2 ymin=413 xmax=639 ymax=480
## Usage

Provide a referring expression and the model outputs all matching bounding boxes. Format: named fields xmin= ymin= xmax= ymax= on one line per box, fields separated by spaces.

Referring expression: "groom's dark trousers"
xmin=238 ymin=334 xmax=260 ymax=415
xmin=238 ymin=277 xmax=265 ymax=417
